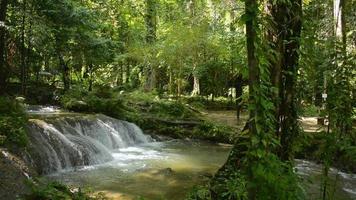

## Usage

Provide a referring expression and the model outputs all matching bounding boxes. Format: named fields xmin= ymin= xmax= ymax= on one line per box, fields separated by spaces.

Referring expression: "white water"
xmin=295 ymin=159 xmax=356 ymax=200
xmin=26 ymin=113 xmax=152 ymax=174
xmin=26 ymin=105 xmax=62 ymax=114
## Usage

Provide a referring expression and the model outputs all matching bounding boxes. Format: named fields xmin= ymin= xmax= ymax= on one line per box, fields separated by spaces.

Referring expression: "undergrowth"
xmin=0 ymin=96 xmax=28 ymax=148
xmin=23 ymin=181 xmax=108 ymax=200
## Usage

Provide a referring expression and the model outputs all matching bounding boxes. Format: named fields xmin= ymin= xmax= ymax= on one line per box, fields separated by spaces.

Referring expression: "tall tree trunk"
xmin=191 ymin=70 xmax=200 ymax=96
xmin=246 ymin=0 xmax=259 ymax=137
xmin=235 ymin=75 xmax=243 ymax=120
xmin=332 ymin=0 xmax=351 ymax=135
xmin=188 ymin=0 xmax=201 ymax=97
xmin=245 ymin=0 xmax=259 ymax=198
xmin=268 ymin=0 xmax=302 ymax=160
xmin=21 ymin=0 xmax=27 ymax=95
xmin=58 ymin=53 xmax=70 ymax=91
xmin=26 ymin=19 xmax=32 ymax=86
xmin=144 ymin=0 xmax=157 ymax=92
xmin=0 ymin=0 xmax=9 ymax=94
xmin=88 ymin=64 xmax=93 ymax=92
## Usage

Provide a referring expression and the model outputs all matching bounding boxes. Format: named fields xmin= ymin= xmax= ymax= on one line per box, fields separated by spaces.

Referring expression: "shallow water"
xmin=46 ymin=140 xmax=356 ymax=200
xmin=295 ymin=159 xmax=356 ymax=200
xmin=47 ymin=140 xmax=232 ymax=200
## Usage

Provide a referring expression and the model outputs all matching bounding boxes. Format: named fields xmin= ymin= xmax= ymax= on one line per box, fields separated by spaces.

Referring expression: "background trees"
xmin=0 ymin=0 xmax=249 ymax=103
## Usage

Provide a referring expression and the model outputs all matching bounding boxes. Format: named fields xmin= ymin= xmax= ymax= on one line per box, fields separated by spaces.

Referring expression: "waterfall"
xmin=25 ymin=114 xmax=152 ymax=174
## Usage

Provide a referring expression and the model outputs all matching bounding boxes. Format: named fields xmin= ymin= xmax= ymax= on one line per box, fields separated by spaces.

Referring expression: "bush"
xmin=301 ymin=104 xmax=320 ymax=117
xmin=193 ymin=122 xmax=236 ymax=143
xmin=0 ymin=97 xmax=28 ymax=147
xmin=61 ymin=86 xmax=125 ymax=118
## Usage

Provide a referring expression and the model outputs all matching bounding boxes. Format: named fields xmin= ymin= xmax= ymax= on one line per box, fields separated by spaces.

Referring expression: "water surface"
xmin=47 ymin=140 xmax=232 ymax=200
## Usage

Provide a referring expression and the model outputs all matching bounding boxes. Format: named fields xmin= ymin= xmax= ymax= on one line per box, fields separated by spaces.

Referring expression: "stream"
xmin=26 ymin=106 xmax=355 ymax=200
xmin=47 ymin=140 xmax=231 ymax=200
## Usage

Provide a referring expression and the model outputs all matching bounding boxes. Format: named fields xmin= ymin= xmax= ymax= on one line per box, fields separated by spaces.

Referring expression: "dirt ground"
xmin=204 ymin=110 xmax=323 ymax=133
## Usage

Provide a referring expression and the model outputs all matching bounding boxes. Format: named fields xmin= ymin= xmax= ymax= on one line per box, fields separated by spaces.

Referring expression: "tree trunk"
xmin=21 ymin=0 xmax=27 ymax=95
xmin=245 ymin=0 xmax=259 ymax=198
xmin=144 ymin=0 xmax=157 ymax=91
xmin=88 ymin=64 xmax=93 ymax=92
xmin=26 ymin=19 xmax=32 ymax=86
xmin=246 ymin=0 xmax=259 ymax=137
xmin=169 ymin=69 xmax=173 ymax=94
xmin=268 ymin=0 xmax=302 ymax=161
xmin=191 ymin=74 xmax=200 ymax=96
xmin=332 ymin=0 xmax=351 ymax=135
xmin=0 ymin=0 xmax=9 ymax=94
xmin=58 ymin=54 xmax=70 ymax=91
xmin=235 ymin=75 xmax=243 ymax=120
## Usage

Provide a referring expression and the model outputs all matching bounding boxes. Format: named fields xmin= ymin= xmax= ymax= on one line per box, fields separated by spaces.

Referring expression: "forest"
xmin=0 ymin=0 xmax=355 ymax=199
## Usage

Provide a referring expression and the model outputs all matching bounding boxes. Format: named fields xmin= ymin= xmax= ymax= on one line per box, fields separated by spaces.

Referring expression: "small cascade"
xmin=25 ymin=114 xmax=152 ymax=174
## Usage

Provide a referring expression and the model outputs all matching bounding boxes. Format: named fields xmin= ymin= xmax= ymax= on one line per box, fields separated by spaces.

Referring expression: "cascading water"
xmin=25 ymin=113 xmax=152 ymax=174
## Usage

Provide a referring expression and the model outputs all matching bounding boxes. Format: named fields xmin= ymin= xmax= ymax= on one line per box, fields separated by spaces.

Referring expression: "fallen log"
xmin=144 ymin=117 xmax=202 ymax=127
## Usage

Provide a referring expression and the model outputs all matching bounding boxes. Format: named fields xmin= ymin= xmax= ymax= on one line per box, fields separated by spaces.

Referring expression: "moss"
xmin=23 ymin=181 xmax=108 ymax=200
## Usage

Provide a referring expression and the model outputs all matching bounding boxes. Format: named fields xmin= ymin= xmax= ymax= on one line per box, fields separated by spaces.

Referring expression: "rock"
xmin=0 ymin=149 xmax=36 ymax=200
xmin=15 ymin=96 xmax=26 ymax=103
xmin=155 ymin=168 xmax=174 ymax=176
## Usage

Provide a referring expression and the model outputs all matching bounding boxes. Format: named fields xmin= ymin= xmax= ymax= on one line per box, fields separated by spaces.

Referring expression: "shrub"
xmin=194 ymin=122 xmax=236 ymax=143
xmin=301 ymin=104 xmax=320 ymax=117
xmin=0 ymin=97 xmax=28 ymax=147
xmin=61 ymin=86 xmax=125 ymax=118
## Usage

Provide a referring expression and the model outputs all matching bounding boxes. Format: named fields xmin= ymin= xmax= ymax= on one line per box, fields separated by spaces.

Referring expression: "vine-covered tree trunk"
xmin=279 ymin=1 xmax=302 ymax=161
xmin=331 ymin=0 xmax=352 ymax=135
xmin=246 ymin=0 xmax=259 ymax=138
xmin=0 ymin=0 xmax=8 ymax=94
xmin=245 ymin=0 xmax=259 ymax=198
xmin=268 ymin=0 xmax=302 ymax=160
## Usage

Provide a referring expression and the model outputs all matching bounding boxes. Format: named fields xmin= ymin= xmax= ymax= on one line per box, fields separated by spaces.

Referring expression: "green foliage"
xmin=193 ymin=122 xmax=236 ymax=143
xmin=0 ymin=97 xmax=28 ymax=147
xmin=196 ymin=154 xmax=305 ymax=200
xmin=247 ymin=155 xmax=305 ymax=200
xmin=123 ymin=91 xmax=198 ymax=120
xmin=24 ymin=181 xmax=108 ymax=200
xmin=186 ymin=185 xmax=212 ymax=200
xmin=301 ymin=104 xmax=320 ymax=117
xmin=61 ymin=86 xmax=125 ymax=118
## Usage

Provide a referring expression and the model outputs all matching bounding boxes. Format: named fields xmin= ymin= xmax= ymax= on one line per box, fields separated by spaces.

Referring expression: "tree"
xmin=144 ymin=0 xmax=158 ymax=91
xmin=267 ymin=0 xmax=303 ymax=160
xmin=0 ymin=0 xmax=9 ymax=94
xmin=244 ymin=0 xmax=259 ymax=198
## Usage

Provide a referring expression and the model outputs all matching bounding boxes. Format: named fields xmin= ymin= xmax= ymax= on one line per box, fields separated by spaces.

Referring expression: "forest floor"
xmin=204 ymin=110 xmax=324 ymax=133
